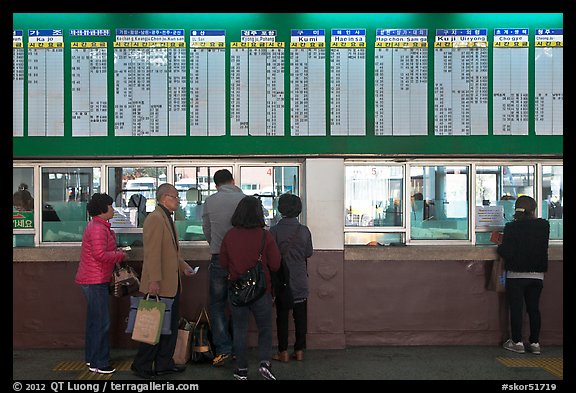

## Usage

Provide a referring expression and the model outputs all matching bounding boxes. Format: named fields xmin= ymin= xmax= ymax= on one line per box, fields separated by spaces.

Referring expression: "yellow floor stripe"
xmin=53 ymin=360 xmax=131 ymax=380
xmin=496 ymin=357 xmax=563 ymax=379
xmin=53 ymin=361 xmax=86 ymax=371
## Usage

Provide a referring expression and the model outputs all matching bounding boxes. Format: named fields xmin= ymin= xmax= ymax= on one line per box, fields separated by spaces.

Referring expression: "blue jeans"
xmin=209 ymin=255 xmax=232 ymax=355
xmin=80 ymin=283 xmax=111 ymax=369
xmin=231 ymin=293 xmax=273 ymax=370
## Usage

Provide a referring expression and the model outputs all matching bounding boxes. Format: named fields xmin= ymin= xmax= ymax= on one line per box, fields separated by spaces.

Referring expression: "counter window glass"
xmin=474 ymin=165 xmax=535 ymax=244
xmin=41 ymin=167 xmax=101 ymax=243
xmin=106 ymin=167 xmax=167 ymax=244
xmin=240 ymin=166 xmax=300 ymax=227
xmin=173 ymin=166 xmax=233 ymax=241
xmin=345 ymin=165 xmax=404 ymax=228
xmin=13 ymin=167 xmax=35 ymax=247
xmin=542 ymin=165 xmax=563 ymax=240
xmin=410 ymin=165 xmax=469 ymax=241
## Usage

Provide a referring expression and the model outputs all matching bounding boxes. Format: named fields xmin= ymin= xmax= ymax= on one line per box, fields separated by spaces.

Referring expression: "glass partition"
xmin=474 ymin=165 xmax=535 ymax=244
xmin=173 ymin=166 xmax=232 ymax=241
xmin=345 ymin=165 xmax=404 ymax=228
xmin=542 ymin=165 xmax=563 ymax=240
xmin=107 ymin=166 xmax=167 ymax=231
xmin=41 ymin=167 xmax=101 ymax=242
xmin=410 ymin=165 xmax=469 ymax=240
xmin=240 ymin=166 xmax=299 ymax=227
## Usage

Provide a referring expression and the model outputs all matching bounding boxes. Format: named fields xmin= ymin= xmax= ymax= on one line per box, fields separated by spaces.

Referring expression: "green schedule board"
xmin=13 ymin=13 xmax=563 ymax=157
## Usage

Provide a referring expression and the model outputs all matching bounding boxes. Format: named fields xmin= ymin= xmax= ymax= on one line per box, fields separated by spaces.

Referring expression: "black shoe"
xmin=155 ymin=365 xmax=186 ymax=376
xmin=131 ymin=364 xmax=156 ymax=380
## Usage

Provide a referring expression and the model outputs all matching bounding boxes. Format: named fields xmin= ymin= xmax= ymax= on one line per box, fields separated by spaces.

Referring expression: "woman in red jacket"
xmin=75 ymin=193 xmax=127 ymax=374
xmin=220 ymin=196 xmax=281 ymax=380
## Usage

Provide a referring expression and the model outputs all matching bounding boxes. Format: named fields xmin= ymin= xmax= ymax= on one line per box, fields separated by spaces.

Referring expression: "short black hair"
xmin=87 ymin=193 xmax=113 ymax=217
xmin=213 ymin=169 xmax=234 ymax=186
xmin=278 ymin=193 xmax=302 ymax=218
xmin=231 ymin=195 xmax=265 ymax=228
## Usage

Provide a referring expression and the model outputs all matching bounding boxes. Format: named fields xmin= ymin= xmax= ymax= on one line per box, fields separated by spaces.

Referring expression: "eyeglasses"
xmin=166 ymin=194 xmax=180 ymax=201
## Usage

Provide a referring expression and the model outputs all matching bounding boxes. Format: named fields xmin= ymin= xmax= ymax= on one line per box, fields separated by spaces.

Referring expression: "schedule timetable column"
xmin=375 ymin=29 xmax=428 ymax=136
xmin=70 ymin=29 xmax=110 ymax=137
xmin=13 ymin=30 xmax=24 ymax=137
xmin=27 ymin=29 xmax=65 ymax=136
xmin=493 ymin=28 xmax=529 ymax=135
xmin=290 ymin=29 xmax=326 ymax=136
xmin=535 ymin=28 xmax=563 ymax=135
xmin=330 ymin=29 xmax=366 ymax=136
xmin=230 ymin=30 xmax=285 ymax=136
xmin=434 ymin=29 xmax=488 ymax=136
xmin=114 ymin=29 xmax=186 ymax=137
xmin=190 ymin=30 xmax=226 ymax=136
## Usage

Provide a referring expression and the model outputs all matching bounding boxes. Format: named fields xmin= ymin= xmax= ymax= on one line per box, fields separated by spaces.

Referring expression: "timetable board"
xmin=493 ymin=28 xmax=529 ymax=135
xmin=190 ymin=30 xmax=226 ymax=136
xmin=535 ymin=29 xmax=563 ymax=135
xmin=13 ymin=13 xmax=563 ymax=158
xmin=434 ymin=29 xmax=488 ymax=136
xmin=13 ymin=30 xmax=24 ymax=137
xmin=330 ymin=29 xmax=366 ymax=136
xmin=230 ymin=30 xmax=285 ymax=136
xmin=113 ymin=29 xmax=187 ymax=136
xmin=290 ymin=30 xmax=327 ymax=136
xmin=374 ymin=29 xmax=428 ymax=136
xmin=70 ymin=29 xmax=110 ymax=137
xmin=27 ymin=29 xmax=65 ymax=136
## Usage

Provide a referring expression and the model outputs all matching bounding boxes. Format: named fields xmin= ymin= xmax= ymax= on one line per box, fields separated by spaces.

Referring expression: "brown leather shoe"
xmin=272 ymin=351 xmax=289 ymax=362
xmin=291 ymin=350 xmax=304 ymax=361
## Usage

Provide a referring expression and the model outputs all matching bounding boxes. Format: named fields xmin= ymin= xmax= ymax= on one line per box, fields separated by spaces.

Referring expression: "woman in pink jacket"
xmin=75 ymin=193 xmax=126 ymax=374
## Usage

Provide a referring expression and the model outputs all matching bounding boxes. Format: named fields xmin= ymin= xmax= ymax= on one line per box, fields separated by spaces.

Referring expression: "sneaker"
xmin=503 ymin=339 xmax=525 ymax=353
xmin=233 ymin=368 xmax=248 ymax=380
xmin=89 ymin=366 xmax=116 ymax=374
xmin=258 ymin=361 xmax=276 ymax=380
xmin=529 ymin=343 xmax=541 ymax=355
xmin=212 ymin=353 xmax=230 ymax=367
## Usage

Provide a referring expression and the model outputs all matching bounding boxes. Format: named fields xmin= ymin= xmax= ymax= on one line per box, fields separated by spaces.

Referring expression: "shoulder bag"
xmin=228 ymin=230 xmax=267 ymax=307
xmin=110 ymin=262 xmax=140 ymax=298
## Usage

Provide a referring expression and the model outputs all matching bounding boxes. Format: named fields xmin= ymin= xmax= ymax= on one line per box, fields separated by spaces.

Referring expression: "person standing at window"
xmin=497 ymin=195 xmax=550 ymax=355
xmin=219 ymin=196 xmax=281 ymax=380
xmin=202 ymin=169 xmax=245 ymax=367
xmin=75 ymin=193 xmax=127 ymax=374
xmin=131 ymin=183 xmax=196 ymax=379
xmin=269 ymin=193 xmax=313 ymax=362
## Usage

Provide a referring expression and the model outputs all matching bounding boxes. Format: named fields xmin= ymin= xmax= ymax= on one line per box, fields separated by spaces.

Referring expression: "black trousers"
xmin=506 ymin=278 xmax=543 ymax=344
xmin=132 ymin=286 xmax=180 ymax=372
xmin=275 ymin=299 xmax=307 ymax=352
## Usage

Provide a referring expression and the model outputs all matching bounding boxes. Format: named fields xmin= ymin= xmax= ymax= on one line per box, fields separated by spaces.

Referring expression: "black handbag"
xmin=228 ymin=230 xmax=267 ymax=307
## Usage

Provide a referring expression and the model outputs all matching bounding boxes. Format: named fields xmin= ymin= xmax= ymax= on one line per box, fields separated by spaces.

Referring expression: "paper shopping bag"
xmin=173 ymin=318 xmax=193 ymax=365
xmin=126 ymin=295 xmax=174 ymax=336
xmin=131 ymin=295 xmax=165 ymax=345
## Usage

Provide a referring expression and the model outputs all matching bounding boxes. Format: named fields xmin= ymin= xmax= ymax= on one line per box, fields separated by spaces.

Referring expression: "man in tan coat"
xmin=131 ymin=183 xmax=196 ymax=379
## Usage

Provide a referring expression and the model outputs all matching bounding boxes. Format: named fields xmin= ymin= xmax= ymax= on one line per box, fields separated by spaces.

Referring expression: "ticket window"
xmin=542 ymin=165 xmax=563 ymax=240
xmin=475 ymin=165 xmax=534 ymax=244
xmin=410 ymin=165 xmax=469 ymax=241
xmin=240 ymin=166 xmax=300 ymax=227
xmin=40 ymin=167 xmax=101 ymax=243
xmin=13 ymin=167 xmax=35 ymax=247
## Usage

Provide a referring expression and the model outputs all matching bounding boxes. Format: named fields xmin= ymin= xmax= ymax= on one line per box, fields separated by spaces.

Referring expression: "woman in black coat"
xmin=497 ymin=196 xmax=549 ymax=355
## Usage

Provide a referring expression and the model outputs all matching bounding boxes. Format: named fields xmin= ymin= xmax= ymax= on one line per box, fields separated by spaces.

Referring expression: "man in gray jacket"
xmin=202 ymin=169 xmax=245 ymax=366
